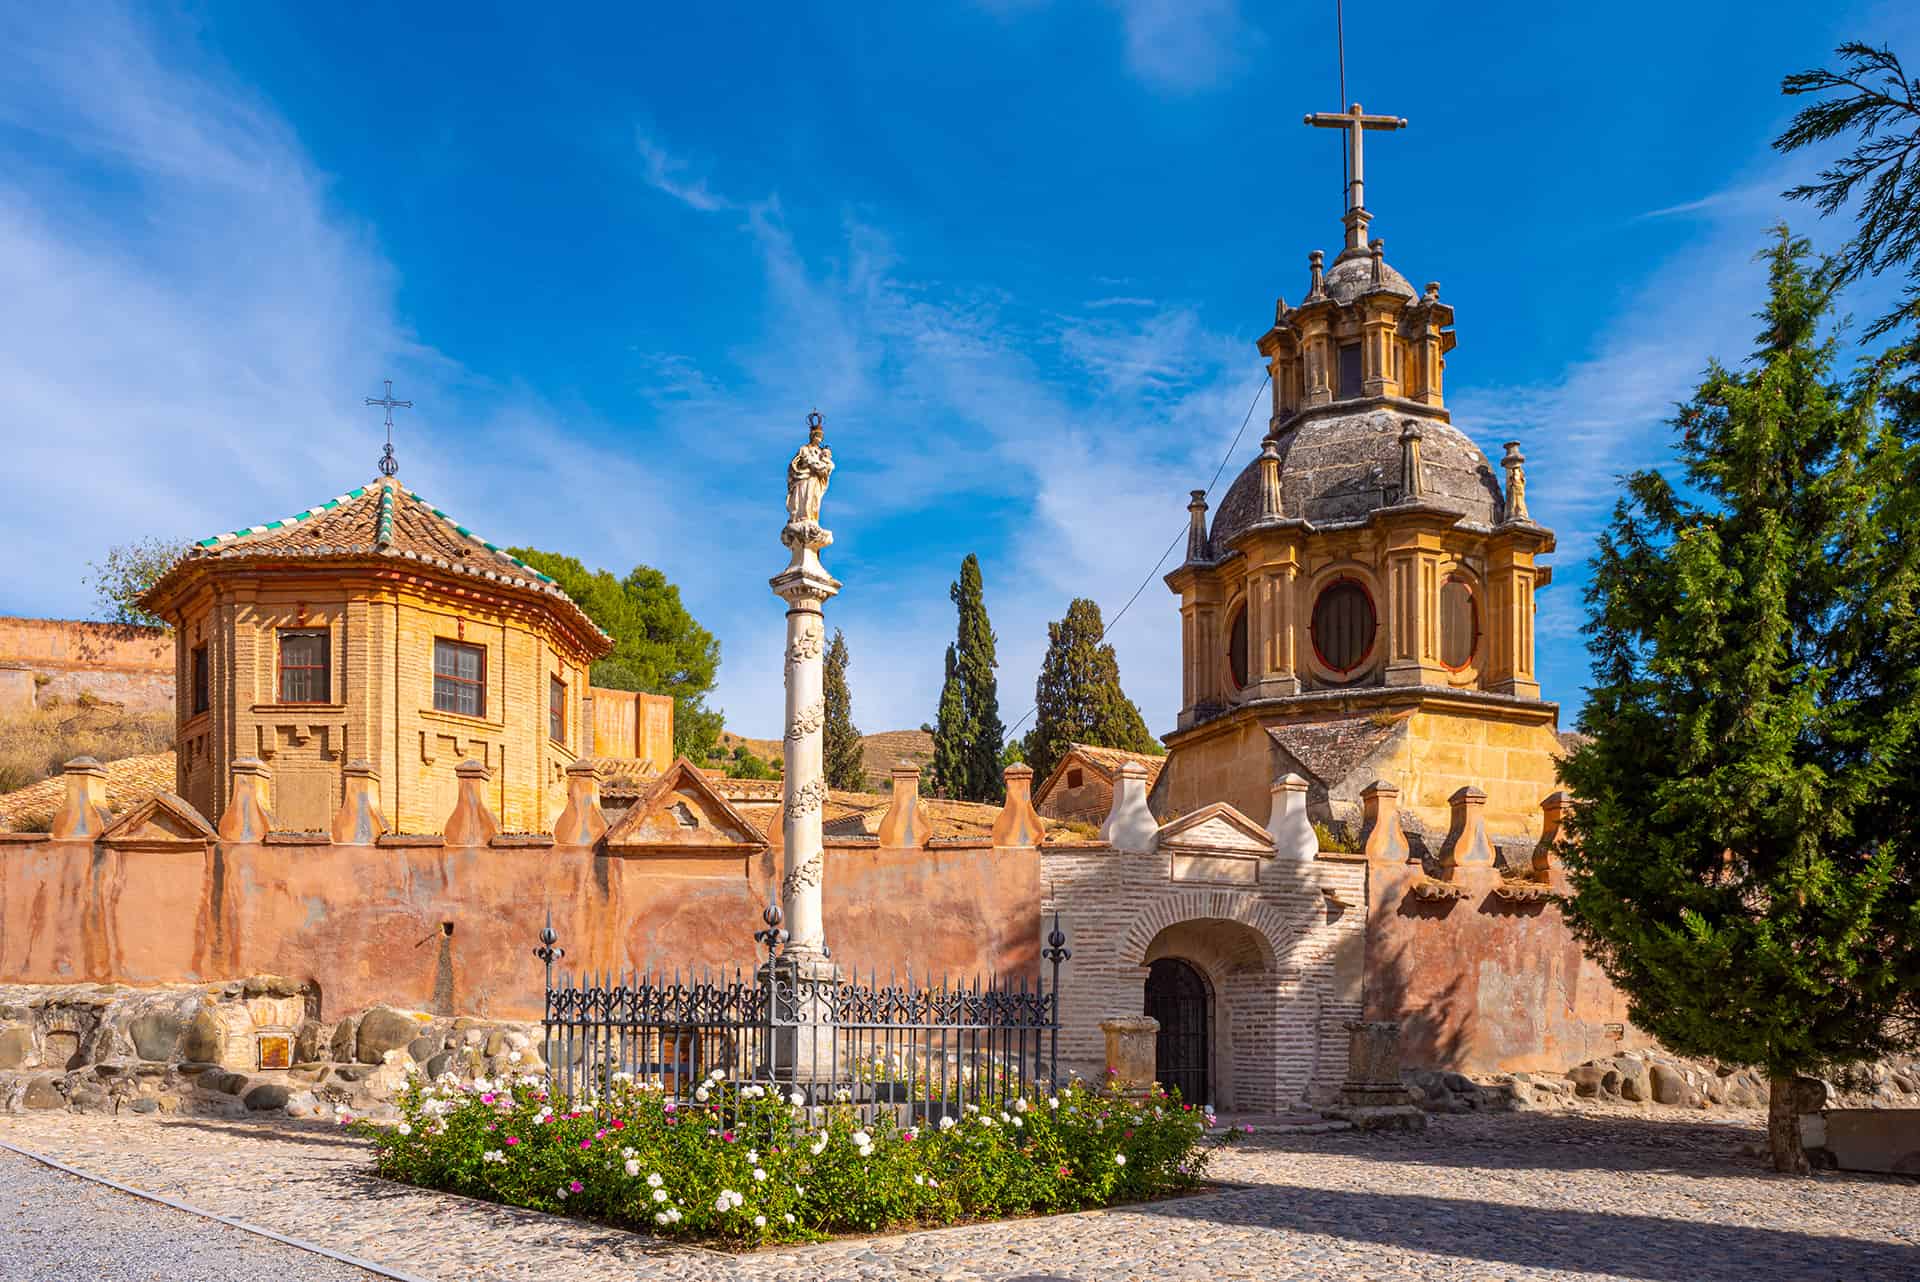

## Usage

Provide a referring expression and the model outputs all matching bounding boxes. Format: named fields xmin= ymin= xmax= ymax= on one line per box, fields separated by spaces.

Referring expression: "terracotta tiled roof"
xmin=139 ymin=476 xmax=609 ymax=657
xmin=1066 ymin=744 xmax=1166 ymax=786
xmin=0 ymin=751 xmax=177 ymax=833
xmin=1266 ymin=716 xmax=1407 ymax=788
xmin=734 ymin=788 xmax=1047 ymax=845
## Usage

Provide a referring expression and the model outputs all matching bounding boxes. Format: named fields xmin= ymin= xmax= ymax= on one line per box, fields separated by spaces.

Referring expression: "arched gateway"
xmin=1145 ymin=957 xmax=1211 ymax=1105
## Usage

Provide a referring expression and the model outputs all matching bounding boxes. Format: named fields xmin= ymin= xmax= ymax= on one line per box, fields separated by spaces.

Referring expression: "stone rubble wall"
xmin=0 ymin=978 xmax=540 ymax=1121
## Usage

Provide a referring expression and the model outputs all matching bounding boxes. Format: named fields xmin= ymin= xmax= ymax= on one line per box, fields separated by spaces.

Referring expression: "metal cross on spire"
xmin=364 ymin=378 xmax=413 ymax=477
xmin=1304 ymin=102 xmax=1407 ymax=255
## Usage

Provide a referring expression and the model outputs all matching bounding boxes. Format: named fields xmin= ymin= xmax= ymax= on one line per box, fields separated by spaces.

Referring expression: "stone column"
xmin=1267 ymin=772 xmax=1316 ymax=861
xmin=1101 ymin=1015 xmax=1159 ymax=1098
xmin=770 ymin=418 xmax=842 ymax=973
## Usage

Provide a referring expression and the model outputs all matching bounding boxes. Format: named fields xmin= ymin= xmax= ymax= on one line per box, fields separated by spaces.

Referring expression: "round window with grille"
xmin=1440 ymin=577 xmax=1478 ymax=669
xmin=1227 ymin=604 xmax=1249 ymax=689
xmin=1310 ymin=579 xmax=1376 ymax=675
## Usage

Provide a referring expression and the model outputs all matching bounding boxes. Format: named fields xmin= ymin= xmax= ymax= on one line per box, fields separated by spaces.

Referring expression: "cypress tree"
xmin=1558 ymin=229 xmax=1920 ymax=1174
xmin=1023 ymin=598 xmax=1159 ymax=786
xmin=822 ymin=629 xmax=866 ymax=792
xmin=927 ymin=555 xmax=1006 ymax=801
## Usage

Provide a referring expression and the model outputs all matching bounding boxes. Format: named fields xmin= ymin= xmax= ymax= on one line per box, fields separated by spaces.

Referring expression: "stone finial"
xmin=1184 ymin=489 xmax=1210 ymax=563
xmin=1536 ymin=790 xmax=1572 ymax=877
xmin=552 ymin=758 xmax=608 ymax=848
xmin=330 ymin=760 xmax=387 ymax=845
xmin=878 ymin=761 xmax=928 ymax=849
xmin=1370 ymin=238 xmax=1385 ymax=286
xmin=1267 ymin=772 xmax=1316 ymax=861
xmin=1100 ymin=1015 xmax=1160 ymax=1098
xmin=1257 ymin=438 xmax=1285 ymax=521
xmin=49 ymin=756 xmax=113 ymax=841
xmin=217 ymin=758 xmax=274 ymax=843
xmin=1307 ymin=249 xmax=1326 ymax=299
xmin=1360 ymin=780 xmax=1411 ymax=863
xmin=1099 ymin=760 xmax=1158 ymax=854
xmin=991 ymin=762 xmax=1045 ymax=849
xmin=443 ymin=759 xmax=500 ymax=846
xmin=1399 ymin=421 xmax=1425 ymax=501
xmin=1424 ymin=281 xmax=1440 ymax=302
xmin=1274 ymin=295 xmax=1288 ymax=325
xmin=1437 ymin=785 xmax=1493 ymax=877
xmin=1501 ymin=441 xmax=1529 ymax=522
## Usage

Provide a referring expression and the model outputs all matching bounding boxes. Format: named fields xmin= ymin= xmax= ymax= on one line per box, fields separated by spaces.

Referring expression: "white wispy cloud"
xmin=0 ymin=7 xmax=686 ymax=624
xmin=634 ymin=129 xmax=734 ymax=212
xmin=1107 ymin=0 xmax=1262 ymax=93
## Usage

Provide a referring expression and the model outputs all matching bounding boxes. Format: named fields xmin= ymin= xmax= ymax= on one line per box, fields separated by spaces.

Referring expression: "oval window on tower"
xmin=1440 ymin=576 xmax=1478 ymax=670
xmin=1228 ymin=604 xmax=1249 ymax=690
xmin=1310 ymin=579 xmax=1376 ymax=675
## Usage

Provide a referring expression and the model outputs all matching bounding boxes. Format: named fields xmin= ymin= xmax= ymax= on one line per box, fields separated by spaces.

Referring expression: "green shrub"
xmin=361 ymin=1070 xmax=1233 ymax=1245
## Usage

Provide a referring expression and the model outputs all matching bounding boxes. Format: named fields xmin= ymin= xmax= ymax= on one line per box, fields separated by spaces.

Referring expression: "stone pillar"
xmin=877 ymin=761 xmax=926 ymax=849
xmin=1360 ymin=779 xmax=1410 ymax=864
xmin=1099 ymin=760 xmax=1159 ymax=854
xmin=1437 ymin=785 xmax=1493 ymax=878
xmin=443 ymin=759 xmax=499 ymax=847
xmin=990 ymin=762 xmax=1044 ymax=849
xmin=1323 ymin=1019 xmax=1423 ymax=1130
xmin=551 ymin=759 xmax=607 ymax=848
xmin=771 ymin=417 xmax=842 ymax=973
xmin=1101 ymin=1015 xmax=1159 ymax=1098
xmin=1485 ymin=534 xmax=1541 ymax=699
xmin=330 ymin=760 xmax=387 ymax=845
xmin=49 ymin=756 xmax=113 ymax=841
xmin=217 ymin=757 xmax=273 ymax=843
xmin=1267 ymin=772 xmax=1316 ymax=860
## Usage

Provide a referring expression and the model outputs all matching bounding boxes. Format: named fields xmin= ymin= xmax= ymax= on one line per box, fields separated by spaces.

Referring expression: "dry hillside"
xmin=0 ymin=699 xmax=174 ymax=795
xmin=716 ymin=728 xmax=933 ymax=790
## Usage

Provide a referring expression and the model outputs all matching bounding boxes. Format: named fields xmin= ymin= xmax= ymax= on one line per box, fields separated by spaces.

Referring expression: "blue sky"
xmin=1 ymin=2 xmax=1912 ymax=739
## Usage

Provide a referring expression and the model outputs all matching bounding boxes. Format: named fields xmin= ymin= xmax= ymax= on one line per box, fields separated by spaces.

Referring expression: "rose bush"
xmin=360 ymin=1070 xmax=1233 ymax=1245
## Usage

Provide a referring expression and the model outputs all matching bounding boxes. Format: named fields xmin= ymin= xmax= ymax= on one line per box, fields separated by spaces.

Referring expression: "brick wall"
xmin=1041 ymin=842 xmax=1366 ymax=1109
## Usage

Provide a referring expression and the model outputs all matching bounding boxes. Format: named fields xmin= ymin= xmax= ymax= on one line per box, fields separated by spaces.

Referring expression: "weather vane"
xmin=364 ymin=378 xmax=414 ymax=477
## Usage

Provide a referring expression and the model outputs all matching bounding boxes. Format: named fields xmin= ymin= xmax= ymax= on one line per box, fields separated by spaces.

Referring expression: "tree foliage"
xmin=1557 ymin=230 xmax=1920 ymax=1173
xmin=507 ymin=549 xmax=724 ymax=760
xmin=927 ymin=555 xmax=1006 ymax=801
xmin=1021 ymin=598 xmax=1159 ymax=786
xmin=823 ymin=628 xmax=866 ymax=791
xmin=88 ymin=537 xmax=186 ymax=629
xmin=724 ymin=744 xmax=779 ymax=780
xmin=1776 ymin=42 xmax=1920 ymax=339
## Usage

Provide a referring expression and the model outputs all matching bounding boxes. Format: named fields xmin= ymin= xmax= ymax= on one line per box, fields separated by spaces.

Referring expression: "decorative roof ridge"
xmin=397 ymin=486 xmax=555 ymax=585
xmin=196 ymin=485 xmax=371 ymax=549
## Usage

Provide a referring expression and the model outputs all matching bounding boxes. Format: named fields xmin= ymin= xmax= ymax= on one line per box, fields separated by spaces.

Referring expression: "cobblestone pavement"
xmin=0 ymin=1144 xmax=384 ymax=1282
xmin=2 ymin=1108 xmax=1915 ymax=1282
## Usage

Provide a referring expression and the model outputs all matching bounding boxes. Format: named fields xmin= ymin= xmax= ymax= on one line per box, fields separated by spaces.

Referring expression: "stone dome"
xmin=1209 ymin=409 xmax=1503 ymax=548
xmin=1320 ymin=249 xmax=1416 ymax=305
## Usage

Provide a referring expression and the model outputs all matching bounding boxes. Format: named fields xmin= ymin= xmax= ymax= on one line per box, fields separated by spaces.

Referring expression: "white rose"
xmin=789 ymin=1091 xmax=805 ymax=1106
xmin=646 ymin=1172 xmax=663 ymax=1188
xmin=753 ymin=1168 xmax=767 ymax=1181
xmin=1114 ymin=1153 xmax=1127 ymax=1166
xmin=624 ymin=1159 xmax=640 ymax=1177
xmin=396 ymin=1123 xmax=412 ymax=1137
xmin=653 ymin=1188 xmax=669 ymax=1203
xmin=754 ymin=1215 xmax=766 ymax=1228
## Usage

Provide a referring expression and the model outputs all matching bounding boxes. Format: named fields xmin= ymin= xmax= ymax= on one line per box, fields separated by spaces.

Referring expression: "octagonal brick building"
xmin=138 ymin=472 xmax=613 ymax=833
xmin=1157 ymin=219 xmax=1560 ymax=843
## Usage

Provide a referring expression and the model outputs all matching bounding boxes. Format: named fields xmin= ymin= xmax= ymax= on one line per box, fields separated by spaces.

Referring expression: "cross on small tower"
xmin=1304 ymin=102 xmax=1407 ymax=256
xmin=364 ymin=378 xmax=413 ymax=477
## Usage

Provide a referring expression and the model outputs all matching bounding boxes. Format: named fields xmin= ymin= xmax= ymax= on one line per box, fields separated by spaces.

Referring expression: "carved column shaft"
xmin=775 ymin=581 xmax=834 ymax=963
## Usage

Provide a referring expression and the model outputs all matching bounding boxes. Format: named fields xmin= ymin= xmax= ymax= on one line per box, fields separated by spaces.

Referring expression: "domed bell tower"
xmin=1158 ymin=102 xmax=1560 ymax=842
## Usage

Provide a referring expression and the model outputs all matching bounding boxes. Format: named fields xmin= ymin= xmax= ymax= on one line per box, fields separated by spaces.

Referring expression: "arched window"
xmin=1310 ymin=578 xmax=1376 ymax=675
xmin=1440 ymin=576 xmax=1478 ymax=670
xmin=1227 ymin=604 xmax=1249 ymax=689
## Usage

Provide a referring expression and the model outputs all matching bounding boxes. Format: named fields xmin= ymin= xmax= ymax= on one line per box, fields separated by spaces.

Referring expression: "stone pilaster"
xmin=218 ymin=757 xmax=274 ymax=843
xmin=50 ymin=757 xmax=113 ymax=842
xmin=330 ymin=759 xmax=387 ymax=845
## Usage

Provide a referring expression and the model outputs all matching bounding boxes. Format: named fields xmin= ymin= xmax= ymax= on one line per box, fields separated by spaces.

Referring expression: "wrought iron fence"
xmin=534 ymin=907 xmax=1070 ymax=1126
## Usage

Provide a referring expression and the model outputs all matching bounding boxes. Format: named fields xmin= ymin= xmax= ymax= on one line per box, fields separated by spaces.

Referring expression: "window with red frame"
xmin=277 ymin=630 xmax=329 ymax=703
xmin=549 ymin=675 xmax=566 ymax=744
xmin=433 ymin=639 xmax=486 ymax=717
xmin=1310 ymin=579 xmax=1376 ymax=674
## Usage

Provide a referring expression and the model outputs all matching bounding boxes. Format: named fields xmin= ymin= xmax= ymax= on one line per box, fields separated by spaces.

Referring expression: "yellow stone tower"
xmin=1156 ymin=102 xmax=1561 ymax=843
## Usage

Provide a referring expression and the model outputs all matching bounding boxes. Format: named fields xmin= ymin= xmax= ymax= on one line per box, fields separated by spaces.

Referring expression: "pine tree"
xmin=822 ymin=629 xmax=866 ymax=791
xmin=927 ymin=555 xmax=1006 ymax=801
xmin=1558 ymin=229 xmax=1920 ymax=1174
xmin=1023 ymin=598 xmax=1160 ymax=786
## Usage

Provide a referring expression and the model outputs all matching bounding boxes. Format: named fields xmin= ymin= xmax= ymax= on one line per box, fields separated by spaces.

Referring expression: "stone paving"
xmin=1 ymin=1108 xmax=1915 ymax=1282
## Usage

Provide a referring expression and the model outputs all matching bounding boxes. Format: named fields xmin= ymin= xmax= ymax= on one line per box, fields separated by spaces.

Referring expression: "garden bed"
xmin=358 ymin=1069 xmax=1237 ymax=1248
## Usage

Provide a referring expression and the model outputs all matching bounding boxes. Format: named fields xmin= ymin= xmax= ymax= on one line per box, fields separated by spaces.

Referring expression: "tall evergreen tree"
xmin=1022 ymin=598 xmax=1159 ymax=786
xmin=1558 ymin=230 xmax=1920 ymax=1174
xmin=822 ymin=628 xmax=866 ymax=791
xmin=927 ymin=555 xmax=1006 ymax=801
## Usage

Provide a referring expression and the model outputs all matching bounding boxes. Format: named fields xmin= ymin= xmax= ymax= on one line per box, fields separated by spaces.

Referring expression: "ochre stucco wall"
xmin=1362 ymin=855 xmax=1650 ymax=1073
xmin=0 ymin=835 xmax=1039 ymax=1021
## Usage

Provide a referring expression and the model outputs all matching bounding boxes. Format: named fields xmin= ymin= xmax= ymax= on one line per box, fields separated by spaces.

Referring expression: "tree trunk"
xmin=1766 ymin=1072 xmax=1810 ymax=1175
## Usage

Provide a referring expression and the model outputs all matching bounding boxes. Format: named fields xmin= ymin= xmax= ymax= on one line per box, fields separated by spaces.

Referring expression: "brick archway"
xmin=1120 ymin=891 xmax=1296 ymax=973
